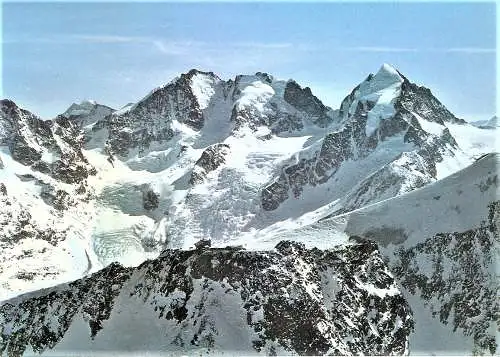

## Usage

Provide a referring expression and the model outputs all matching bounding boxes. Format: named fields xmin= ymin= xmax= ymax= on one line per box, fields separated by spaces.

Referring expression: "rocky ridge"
xmin=0 ymin=100 xmax=95 ymax=185
xmin=0 ymin=241 xmax=413 ymax=356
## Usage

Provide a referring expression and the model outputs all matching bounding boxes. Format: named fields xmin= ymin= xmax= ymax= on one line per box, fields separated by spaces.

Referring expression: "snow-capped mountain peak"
xmin=367 ymin=63 xmax=404 ymax=90
xmin=338 ymin=63 xmax=403 ymax=128
xmin=62 ymin=100 xmax=99 ymax=117
xmin=61 ymin=100 xmax=114 ymax=131
xmin=378 ymin=62 xmax=403 ymax=76
xmin=487 ymin=115 xmax=499 ymax=126
xmin=472 ymin=115 xmax=499 ymax=129
xmin=356 ymin=64 xmax=404 ymax=135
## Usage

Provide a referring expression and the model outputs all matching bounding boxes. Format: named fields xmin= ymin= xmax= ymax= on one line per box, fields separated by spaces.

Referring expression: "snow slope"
xmin=0 ymin=100 xmax=102 ymax=301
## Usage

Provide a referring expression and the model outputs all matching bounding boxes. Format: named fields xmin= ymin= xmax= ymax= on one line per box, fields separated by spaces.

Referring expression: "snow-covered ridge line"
xmin=322 ymin=152 xmax=498 ymax=222
xmin=471 ymin=115 xmax=499 ymax=129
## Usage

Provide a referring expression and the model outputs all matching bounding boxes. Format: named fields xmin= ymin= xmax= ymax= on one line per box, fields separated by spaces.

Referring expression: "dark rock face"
xmin=190 ymin=144 xmax=230 ymax=184
xmin=398 ymin=79 xmax=466 ymax=125
xmin=0 ymin=193 xmax=66 ymax=248
xmin=337 ymin=83 xmax=362 ymax=120
xmin=229 ymin=106 xmax=258 ymax=132
xmin=255 ymin=72 xmax=273 ymax=84
xmin=329 ymin=152 xmax=434 ymax=216
xmin=0 ymin=100 xmax=94 ymax=185
xmin=95 ymin=70 xmax=219 ymax=158
xmin=80 ymin=70 xmax=339 ymax=162
xmin=142 ymin=189 xmax=159 ymax=211
xmin=261 ymin=113 xmax=371 ymax=211
xmin=39 ymin=183 xmax=76 ymax=211
xmin=228 ymin=74 xmax=337 ymax=136
xmin=16 ymin=174 xmax=82 ymax=211
xmin=261 ymin=179 xmax=291 ymax=211
xmin=392 ymin=201 xmax=500 ymax=355
xmin=264 ymin=102 xmax=304 ymax=134
xmin=0 ymin=241 xmax=414 ymax=356
xmin=283 ymin=80 xmax=333 ymax=128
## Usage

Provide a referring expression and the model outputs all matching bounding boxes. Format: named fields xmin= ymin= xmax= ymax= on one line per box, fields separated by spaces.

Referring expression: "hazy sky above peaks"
xmin=1 ymin=2 xmax=496 ymax=121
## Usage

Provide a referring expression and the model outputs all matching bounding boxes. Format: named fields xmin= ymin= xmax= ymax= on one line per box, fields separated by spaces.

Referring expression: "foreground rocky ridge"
xmin=0 ymin=241 xmax=413 ymax=356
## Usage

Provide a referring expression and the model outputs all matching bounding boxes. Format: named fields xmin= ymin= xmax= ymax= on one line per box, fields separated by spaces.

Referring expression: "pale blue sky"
xmin=1 ymin=2 xmax=497 ymax=121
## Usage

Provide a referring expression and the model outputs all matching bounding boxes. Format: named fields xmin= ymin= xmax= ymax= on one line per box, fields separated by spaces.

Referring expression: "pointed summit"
xmin=472 ymin=115 xmax=499 ymax=128
xmin=80 ymin=99 xmax=97 ymax=106
xmin=60 ymin=100 xmax=114 ymax=131
xmin=361 ymin=63 xmax=404 ymax=95
xmin=62 ymin=100 xmax=109 ymax=118
xmin=375 ymin=63 xmax=403 ymax=80
xmin=486 ymin=115 xmax=499 ymax=127
xmin=184 ymin=68 xmax=219 ymax=80
xmin=338 ymin=63 xmax=404 ymax=126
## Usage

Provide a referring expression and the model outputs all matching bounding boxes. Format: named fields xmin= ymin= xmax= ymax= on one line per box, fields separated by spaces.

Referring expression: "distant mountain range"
xmin=0 ymin=64 xmax=498 ymax=356
xmin=472 ymin=115 xmax=499 ymax=129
